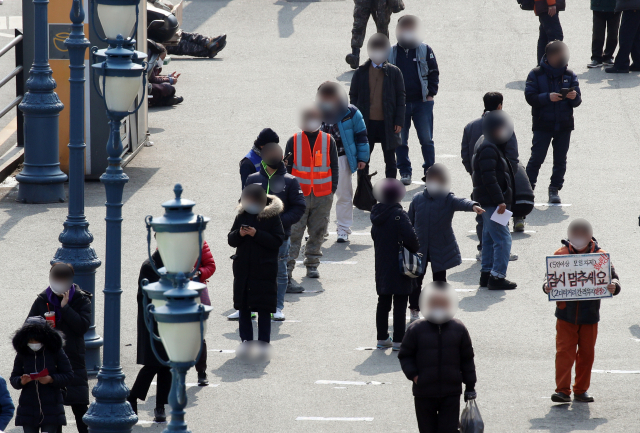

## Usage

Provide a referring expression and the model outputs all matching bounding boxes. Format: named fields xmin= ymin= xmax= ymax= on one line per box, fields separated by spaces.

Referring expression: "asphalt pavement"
xmin=0 ymin=0 xmax=639 ymax=432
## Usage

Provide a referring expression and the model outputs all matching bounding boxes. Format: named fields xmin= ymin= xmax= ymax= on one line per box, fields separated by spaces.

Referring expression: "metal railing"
xmin=0 ymin=29 xmax=24 ymax=146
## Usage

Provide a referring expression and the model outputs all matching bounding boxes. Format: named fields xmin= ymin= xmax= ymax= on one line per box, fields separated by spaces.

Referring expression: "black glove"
xmin=464 ymin=391 xmax=477 ymax=402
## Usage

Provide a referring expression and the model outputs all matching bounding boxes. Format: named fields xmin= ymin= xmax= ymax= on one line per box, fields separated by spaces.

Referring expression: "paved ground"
xmin=1 ymin=0 xmax=640 ymax=432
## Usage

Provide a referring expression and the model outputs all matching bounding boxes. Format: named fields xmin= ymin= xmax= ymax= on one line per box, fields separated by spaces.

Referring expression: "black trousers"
xmin=239 ymin=309 xmax=271 ymax=343
xmin=195 ymin=339 xmax=207 ymax=374
xmin=614 ymin=10 xmax=640 ymax=70
xmin=56 ymin=404 xmax=88 ymax=433
xmin=525 ymin=130 xmax=571 ymax=190
xmin=376 ymin=294 xmax=409 ymax=342
xmin=409 ymin=266 xmax=447 ymax=311
xmin=166 ymin=31 xmax=210 ymax=57
xmin=129 ymin=365 xmax=171 ymax=409
xmin=367 ymin=119 xmax=397 ymax=179
xmin=414 ymin=396 xmax=461 ymax=433
xmin=592 ymin=11 xmax=622 ymax=62
xmin=538 ymin=13 xmax=564 ymax=64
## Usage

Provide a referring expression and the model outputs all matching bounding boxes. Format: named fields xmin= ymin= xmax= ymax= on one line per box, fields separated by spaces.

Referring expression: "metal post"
xmin=15 ymin=29 xmax=24 ymax=147
xmin=16 ymin=0 xmax=67 ymax=203
xmin=52 ymin=0 xmax=102 ymax=376
xmin=166 ymin=364 xmax=191 ymax=433
xmin=83 ymin=117 xmax=137 ymax=432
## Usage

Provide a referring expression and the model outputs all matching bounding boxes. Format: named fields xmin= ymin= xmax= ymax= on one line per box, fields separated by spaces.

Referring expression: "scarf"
xmin=251 ymin=145 xmax=262 ymax=156
xmin=46 ymin=284 xmax=76 ymax=323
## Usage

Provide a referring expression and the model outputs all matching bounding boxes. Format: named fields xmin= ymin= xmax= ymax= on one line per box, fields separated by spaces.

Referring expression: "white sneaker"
xmin=476 ymin=251 xmax=482 ymax=261
xmin=509 ymin=253 xmax=519 ymax=261
xmin=410 ymin=309 xmax=420 ymax=323
xmin=337 ymin=233 xmax=349 ymax=243
xmin=272 ymin=309 xmax=285 ymax=321
xmin=392 ymin=342 xmax=402 ymax=351
xmin=377 ymin=338 xmax=393 ymax=349
xmin=227 ymin=310 xmax=240 ymax=320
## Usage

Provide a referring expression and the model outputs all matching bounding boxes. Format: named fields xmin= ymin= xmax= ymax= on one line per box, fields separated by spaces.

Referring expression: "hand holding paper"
xmin=490 ymin=207 xmax=512 ymax=226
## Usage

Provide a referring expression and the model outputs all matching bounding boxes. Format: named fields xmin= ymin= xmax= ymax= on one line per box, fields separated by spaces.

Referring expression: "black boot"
xmin=548 ymin=186 xmax=561 ymax=204
xmin=345 ymin=48 xmax=360 ymax=69
xmin=127 ymin=396 xmax=138 ymax=415
xmin=197 ymin=372 xmax=209 ymax=386
xmin=479 ymin=272 xmax=490 ymax=288
xmin=154 ymin=406 xmax=167 ymax=423
xmin=487 ymin=276 xmax=517 ymax=290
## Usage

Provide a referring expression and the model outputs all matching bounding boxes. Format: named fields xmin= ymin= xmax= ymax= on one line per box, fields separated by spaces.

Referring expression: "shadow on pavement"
xmin=211 ymin=357 xmax=269 ymax=382
xmin=458 ymin=287 xmax=506 ymax=312
xmin=353 ymin=348 xmax=402 ymax=375
xmin=336 ymin=70 xmax=354 ymax=82
xmin=526 ymin=206 xmax=570 ymax=227
xmin=529 ymin=402 xmax=607 ymax=432
xmin=629 ymin=324 xmax=640 ymax=339
xmin=275 ymin=1 xmax=310 ymax=38
xmin=505 ymin=80 xmax=526 ymax=91
xmin=181 ymin=0 xmax=234 ymax=33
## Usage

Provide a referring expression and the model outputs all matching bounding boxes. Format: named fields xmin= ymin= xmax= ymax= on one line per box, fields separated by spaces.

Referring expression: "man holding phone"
xmin=525 ymin=40 xmax=581 ymax=204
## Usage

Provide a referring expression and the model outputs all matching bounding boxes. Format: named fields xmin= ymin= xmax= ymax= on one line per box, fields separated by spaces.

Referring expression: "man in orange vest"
xmin=285 ymin=106 xmax=339 ymax=282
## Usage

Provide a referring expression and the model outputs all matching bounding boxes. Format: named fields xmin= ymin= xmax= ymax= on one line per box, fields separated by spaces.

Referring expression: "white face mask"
xmin=156 ymin=59 xmax=164 ymax=68
xmin=28 ymin=343 xmax=43 ymax=352
xmin=49 ymin=278 xmax=71 ymax=296
xmin=304 ymin=119 xmax=321 ymax=132
xmin=425 ymin=181 xmax=449 ymax=196
xmin=569 ymin=237 xmax=590 ymax=251
xmin=241 ymin=200 xmax=264 ymax=215
xmin=398 ymin=30 xmax=419 ymax=47
xmin=427 ymin=308 xmax=451 ymax=325
xmin=368 ymin=49 xmax=388 ymax=65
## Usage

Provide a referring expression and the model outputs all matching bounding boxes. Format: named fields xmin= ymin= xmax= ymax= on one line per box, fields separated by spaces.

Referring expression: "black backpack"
xmin=517 ymin=0 xmax=535 ymax=10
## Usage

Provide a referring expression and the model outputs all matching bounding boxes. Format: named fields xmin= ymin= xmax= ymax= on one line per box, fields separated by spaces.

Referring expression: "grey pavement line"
xmin=152 ymin=381 xmax=219 ymax=387
xmin=591 ymin=369 xmax=640 ymax=374
xmin=295 ymin=260 xmax=356 ymax=264
xmin=468 ymin=229 xmax=537 ymax=233
xmin=315 ymin=380 xmax=389 ymax=386
xmin=328 ymin=231 xmax=369 ymax=235
xmin=207 ymin=349 xmax=236 ymax=353
xmin=295 ymin=417 xmax=374 ymax=422
xmin=535 ymin=203 xmax=572 ymax=207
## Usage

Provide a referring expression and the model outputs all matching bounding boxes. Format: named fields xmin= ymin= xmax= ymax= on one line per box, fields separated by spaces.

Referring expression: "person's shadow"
xmin=458 ymin=287 xmax=507 ymax=312
xmin=629 ymin=324 xmax=640 ymax=340
xmin=211 ymin=357 xmax=269 ymax=383
xmin=529 ymin=403 xmax=608 ymax=432
xmin=353 ymin=348 xmax=402 ymax=376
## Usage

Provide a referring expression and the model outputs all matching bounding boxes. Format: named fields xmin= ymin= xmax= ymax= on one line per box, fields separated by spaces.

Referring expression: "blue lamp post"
xmin=83 ymin=0 xmax=146 ymax=431
xmin=16 ymin=0 xmax=67 ymax=203
xmin=142 ymin=184 xmax=212 ymax=433
xmin=52 ymin=0 xmax=103 ymax=376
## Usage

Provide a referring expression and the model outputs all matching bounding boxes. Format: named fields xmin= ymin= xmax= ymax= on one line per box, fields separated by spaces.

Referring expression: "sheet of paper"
xmin=490 ymin=208 xmax=512 ymax=226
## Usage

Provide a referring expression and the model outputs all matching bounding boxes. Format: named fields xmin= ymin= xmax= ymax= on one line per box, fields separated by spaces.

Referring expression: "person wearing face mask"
xmin=147 ymin=40 xmax=183 ymax=107
xmin=543 ymin=219 xmax=621 ymax=403
xmin=239 ymin=128 xmax=280 ymax=191
xmin=605 ymin=0 xmax=640 ymax=73
xmin=533 ymin=0 xmax=566 ymax=65
xmin=525 ymin=40 xmax=581 ymax=204
xmin=387 ymin=15 xmax=439 ymax=186
xmin=10 ymin=317 xmax=74 ymax=433
xmin=408 ymin=163 xmax=484 ymax=323
xmin=26 ymin=264 xmax=91 ymax=433
xmin=245 ymin=142 xmax=307 ymax=319
xmin=316 ymin=81 xmax=369 ymax=243
xmin=229 ymin=184 xmax=284 ymax=345
xmin=472 ymin=111 xmax=518 ymax=291
xmin=350 ymin=33 xmax=405 ymax=181
xmin=398 ymin=282 xmax=477 ymax=433
xmin=285 ymin=106 xmax=339 ymax=279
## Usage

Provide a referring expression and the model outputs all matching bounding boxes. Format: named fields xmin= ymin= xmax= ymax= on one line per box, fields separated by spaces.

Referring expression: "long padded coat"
xmin=228 ymin=196 xmax=284 ymax=313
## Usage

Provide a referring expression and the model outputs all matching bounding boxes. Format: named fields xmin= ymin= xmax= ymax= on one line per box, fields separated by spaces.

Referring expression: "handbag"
xmin=517 ymin=0 xmax=535 ymax=10
xmin=396 ymin=215 xmax=424 ymax=278
xmin=353 ymin=169 xmax=377 ymax=212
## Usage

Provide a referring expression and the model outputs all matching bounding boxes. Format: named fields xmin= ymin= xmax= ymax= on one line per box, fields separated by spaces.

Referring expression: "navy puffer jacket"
xmin=408 ymin=189 xmax=477 ymax=273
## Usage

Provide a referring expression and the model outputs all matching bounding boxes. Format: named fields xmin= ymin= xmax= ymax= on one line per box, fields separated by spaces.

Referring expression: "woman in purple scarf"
xmin=27 ymin=263 xmax=92 ymax=433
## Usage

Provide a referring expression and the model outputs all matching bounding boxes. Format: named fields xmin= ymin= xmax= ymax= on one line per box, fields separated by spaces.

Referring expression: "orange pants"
xmin=555 ymin=319 xmax=598 ymax=395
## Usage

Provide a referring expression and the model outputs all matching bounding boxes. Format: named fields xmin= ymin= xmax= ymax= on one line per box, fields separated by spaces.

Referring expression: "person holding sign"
xmin=543 ymin=219 xmax=621 ymax=403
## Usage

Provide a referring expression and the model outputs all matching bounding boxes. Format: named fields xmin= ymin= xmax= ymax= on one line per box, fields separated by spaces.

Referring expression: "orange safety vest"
xmin=291 ymin=131 xmax=332 ymax=197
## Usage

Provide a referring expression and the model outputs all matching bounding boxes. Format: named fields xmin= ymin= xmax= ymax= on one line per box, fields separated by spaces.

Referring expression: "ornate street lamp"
xmin=83 ymin=0 xmax=147 ymax=431
xmin=142 ymin=184 xmax=212 ymax=433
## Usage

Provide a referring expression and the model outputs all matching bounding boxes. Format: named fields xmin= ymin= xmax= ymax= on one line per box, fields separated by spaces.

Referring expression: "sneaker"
xmin=337 ymin=233 xmax=349 ymax=243
xmin=207 ymin=34 xmax=227 ymax=58
xmin=551 ymin=392 xmax=572 ymax=403
xmin=272 ymin=308 xmax=285 ymax=321
xmin=286 ymin=277 xmax=304 ymax=293
xmin=227 ymin=311 xmax=256 ymax=320
xmin=479 ymin=271 xmax=490 ymax=288
xmin=400 ymin=174 xmax=412 ymax=185
xmin=392 ymin=342 xmax=402 ymax=351
xmin=548 ymin=186 xmax=561 ymax=204
xmin=307 ymin=267 xmax=320 ymax=278
xmin=476 ymin=251 xmax=482 ymax=261
xmin=587 ymin=59 xmax=602 ymax=68
xmin=197 ymin=372 xmax=209 ymax=386
xmin=377 ymin=338 xmax=393 ymax=349
xmin=164 ymin=96 xmax=184 ymax=106
xmin=510 ymin=253 xmax=519 ymax=261
xmin=573 ymin=392 xmax=594 ymax=402
xmin=409 ymin=309 xmax=420 ymax=323
xmin=630 ymin=63 xmax=640 ymax=71
xmin=513 ymin=217 xmax=525 ymax=232
xmin=154 ymin=407 xmax=167 ymax=423
xmin=345 ymin=53 xmax=360 ymax=69
xmin=605 ymin=66 xmax=629 ymax=73
xmin=603 ymin=58 xmax=615 ymax=66
xmin=487 ymin=276 xmax=517 ymax=290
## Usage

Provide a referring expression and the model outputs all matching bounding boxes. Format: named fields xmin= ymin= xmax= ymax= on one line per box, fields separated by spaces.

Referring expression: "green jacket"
xmin=591 ymin=0 xmax=616 ymax=11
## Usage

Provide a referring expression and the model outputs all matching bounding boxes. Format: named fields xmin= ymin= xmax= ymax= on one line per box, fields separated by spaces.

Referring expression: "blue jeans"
xmin=526 ymin=130 xmax=571 ymax=189
xmin=480 ymin=206 xmax=512 ymax=279
xmin=396 ymin=100 xmax=434 ymax=176
xmin=277 ymin=237 xmax=290 ymax=311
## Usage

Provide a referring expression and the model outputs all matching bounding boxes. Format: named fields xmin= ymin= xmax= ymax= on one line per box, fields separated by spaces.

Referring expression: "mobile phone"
xmin=560 ymin=87 xmax=574 ymax=98
xmin=241 ymin=224 xmax=250 ymax=228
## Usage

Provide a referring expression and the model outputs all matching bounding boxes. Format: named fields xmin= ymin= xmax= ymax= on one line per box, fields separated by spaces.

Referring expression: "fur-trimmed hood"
xmin=236 ymin=195 xmax=284 ymax=220
xmin=13 ymin=316 xmax=65 ymax=355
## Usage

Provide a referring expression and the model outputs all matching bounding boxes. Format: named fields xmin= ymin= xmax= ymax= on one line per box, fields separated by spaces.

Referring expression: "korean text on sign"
xmin=546 ymin=253 xmax=612 ymax=301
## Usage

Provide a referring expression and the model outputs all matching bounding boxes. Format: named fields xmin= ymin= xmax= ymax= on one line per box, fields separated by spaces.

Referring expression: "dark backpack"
xmin=517 ymin=0 xmax=535 ymax=10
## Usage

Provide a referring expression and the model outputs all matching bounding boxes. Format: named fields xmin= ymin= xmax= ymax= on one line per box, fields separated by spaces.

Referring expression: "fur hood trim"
xmin=236 ymin=195 xmax=284 ymax=220
xmin=13 ymin=316 xmax=65 ymax=355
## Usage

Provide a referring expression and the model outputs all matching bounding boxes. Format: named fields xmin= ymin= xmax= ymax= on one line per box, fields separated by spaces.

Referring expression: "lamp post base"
xmin=165 ymin=363 xmax=193 ymax=433
xmin=16 ymin=181 xmax=65 ymax=204
xmin=84 ymin=369 xmax=138 ymax=433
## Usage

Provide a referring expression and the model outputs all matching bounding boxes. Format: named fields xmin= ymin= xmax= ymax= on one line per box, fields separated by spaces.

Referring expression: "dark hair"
xmin=254 ymin=128 xmax=280 ymax=148
xmin=241 ymin=183 xmax=267 ymax=204
xmin=545 ymin=40 xmax=565 ymax=56
xmin=50 ymin=262 xmax=74 ymax=279
xmin=368 ymin=33 xmax=390 ymax=49
xmin=483 ymin=92 xmax=503 ymax=112
xmin=398 ymin=14 xmax=419 ymax=26
xmin=425 ymin=163 xmax=449 ymax=182
xmin=147 ymin=39 xmax=166 ymax=56
xmin=568 ymin=218 xmax=593 ymax=236
xmin=317 ymin=81 xmax=341 ymax=97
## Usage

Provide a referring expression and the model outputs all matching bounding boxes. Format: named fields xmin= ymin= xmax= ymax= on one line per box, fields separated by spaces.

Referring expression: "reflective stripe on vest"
xmin=291 ymin=131 xmax=332 ymax=197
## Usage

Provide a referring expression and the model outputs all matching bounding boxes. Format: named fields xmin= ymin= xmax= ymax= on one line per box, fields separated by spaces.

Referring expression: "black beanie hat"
xmin=254 ymin=128 xmax=280 ymax=149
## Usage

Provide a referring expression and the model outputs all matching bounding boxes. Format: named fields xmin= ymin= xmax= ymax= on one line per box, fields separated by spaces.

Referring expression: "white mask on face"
xmin=304 ymin=119 xmax=321 ymax=132
xmin=49 ymin=278 xmax=71 ymax=296
xmin=425 ymin=181 xmax=449 ymax=196
xmin=427 ymin=308 xmax=451 ymax=325
xmin=569 ymin=237 xmax=590 ymax=251
xmin=368 ymin=49 xmax=388 ymax=65
xmin=398 ymin=30 xmax=419 ymax=47
xmin=156 ymin=59 xmax=164 ymax=69
xmin=28 ymin=343 xmax=43 ymax=352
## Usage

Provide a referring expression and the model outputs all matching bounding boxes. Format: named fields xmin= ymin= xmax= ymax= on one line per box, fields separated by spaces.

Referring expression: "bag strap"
xmin=395 ymin=213 xmax=403 ymax=246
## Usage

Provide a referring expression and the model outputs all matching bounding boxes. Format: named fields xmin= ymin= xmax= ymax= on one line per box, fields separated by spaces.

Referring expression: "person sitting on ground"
xmin=238 ymin=128 xmax=280 ymax=192
xmin=228 ymin=184 xmax=284 ymax=346
xmin=408 ymin=163 xmax=484 ymax=323
xmin=0 ymin=373 xmax=15 ymax=432
xmin=27 ymin=263 xmax=92 ymax=433
xmin=10 ymin=317 xmax=73 ymax=433
xmin=147 ymin=41 xmax=183 ymax=107
xmin=398 ymin=282 xmax=477 ymax=433
xmin=543 ymin=218 xmax=621 ymax=403
xmin=371 ymin=178 xmax=419 ymax=351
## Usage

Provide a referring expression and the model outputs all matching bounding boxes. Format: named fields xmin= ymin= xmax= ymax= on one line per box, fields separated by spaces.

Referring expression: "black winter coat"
xmin=472 ymin=139 xmax=514 ymax=207
xmin=370 ymin=203 xmax=420 ymax=295
xmin=136 ymin=251 xmax=170 ymax=367
xmin=616 ymin=0 xmax=640 ymax=11
xmin=461 ymin=114 xmax=519 ymax=175
xmin=27 ymin=288 xmax=91 ymax=405
xmin=10 ymin=319 xmax=73 ymax=426
xmin=228 ymin=196 xmax=285 ymax=313
xmin=349 ymin=60 xmax=406 ymax=151
xmin=398 ymin=319 xmax=476 ymax=398
xmin=245 ymin=162 xmax=306 ymax=238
